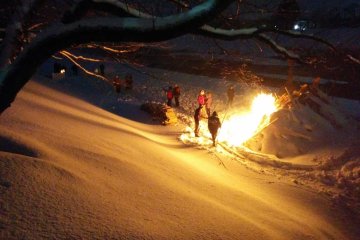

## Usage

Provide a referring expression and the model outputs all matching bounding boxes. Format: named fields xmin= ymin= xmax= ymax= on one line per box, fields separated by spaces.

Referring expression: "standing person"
xmin=194 ymin=105 xmax=203 ymax=137
xmin=125 ymin=73 xmax=133 ymax=90
xmin=53 ymin=62 xmax=61 ymax=73
xmin=311 ymin=76 xmax=321 ymax=89
xmin=173 ymin=84 xmax=181 ymax=107
xmin=99 ymin=63 xmax=105 ymax=76
xmin=227 ymin=86 xmax=235 ymax=106
xmin=205 ymin=92 xmax=213 ymax=117
xmin=165 ymin=86 xmax=173 ymax=107
xmin=113 ymin=75 xmax=121 ymax=94
xmin=197 ymin=89 xmax=206 ymax=107
xmin=208 ymin=111 xmax=221 ymax=146
xmin=71 ymin=64 xmax=78 ymax=76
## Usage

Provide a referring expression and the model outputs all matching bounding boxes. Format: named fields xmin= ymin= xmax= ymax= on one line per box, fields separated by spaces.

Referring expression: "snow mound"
xmin=246 ymin=88 xmax=359 ymax=161
xmin=2 ymin=80 xmax=359 ymax=239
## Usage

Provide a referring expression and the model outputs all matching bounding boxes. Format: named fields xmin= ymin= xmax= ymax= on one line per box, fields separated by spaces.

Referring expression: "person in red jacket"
xmin=197 ymin=89 xmax=206 ymax=107
xmin=165 ymin=86 xmax=173 ymax=107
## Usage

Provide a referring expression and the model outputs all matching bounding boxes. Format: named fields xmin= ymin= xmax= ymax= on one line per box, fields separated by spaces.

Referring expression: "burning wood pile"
xmin=276 ymin=82 xmax=349 ymax=129
xmin=244 ymin=80 xmax=359 ymax=158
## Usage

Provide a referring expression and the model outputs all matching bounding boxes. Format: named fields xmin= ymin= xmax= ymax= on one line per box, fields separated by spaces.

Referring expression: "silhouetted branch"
xmin=0 ymin=0 xmax=234 ymax=114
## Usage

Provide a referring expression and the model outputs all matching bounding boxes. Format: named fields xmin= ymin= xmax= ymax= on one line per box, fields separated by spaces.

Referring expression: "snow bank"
xmin=1 ymin=55 xmax=359 ymax=238
xmin=1 ymin=80 xmax=359 ymax=239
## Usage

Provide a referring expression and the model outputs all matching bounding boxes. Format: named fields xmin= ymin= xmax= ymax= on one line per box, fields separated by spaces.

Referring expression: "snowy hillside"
xmin=0 ymin=63 xmax=359 ymax=239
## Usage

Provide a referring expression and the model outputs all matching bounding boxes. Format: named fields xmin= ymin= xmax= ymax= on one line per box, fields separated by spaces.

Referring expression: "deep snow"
xmin=0 ymin=60 xmax=360 ymax=239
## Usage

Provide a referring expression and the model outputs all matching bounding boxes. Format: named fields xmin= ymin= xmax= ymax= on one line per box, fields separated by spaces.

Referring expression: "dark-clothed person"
xmin=173 ymin=84 xmax=181 ymax=107
xmin=125 ymin=73 xmax=133 ymax=90
xmin=208 ymin=111 xmax=221 ymax=146
xmin=99 ymin=64 xmax=105 ymax=76
xmin=227 ymin=86 xmax=235 ymax=106
xmin=113 ymin=75 xmax=121 ymax=93
xmin=194 ymin=105 xmax=204 ymax=137
xmin=71 ymin=64 xmax=78 ymax=76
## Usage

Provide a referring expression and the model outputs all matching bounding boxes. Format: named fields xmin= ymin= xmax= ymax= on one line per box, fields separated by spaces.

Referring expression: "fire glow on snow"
xmin=181 ymin=93 xmax=278 ymax=147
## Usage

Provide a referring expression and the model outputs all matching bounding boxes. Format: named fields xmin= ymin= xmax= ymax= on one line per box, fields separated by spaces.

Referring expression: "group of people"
xmin=113 ymin=73 xmax=133 ymax=94
xmin=193 ymin=86 xmax=235 ymax=146
xmin=162 ymin=84 xmax=236 ymax=146
xmin=194 ymin=89 xmax=221 ymax=147
xmin=164 ymin=84 xmax=181 ymax=107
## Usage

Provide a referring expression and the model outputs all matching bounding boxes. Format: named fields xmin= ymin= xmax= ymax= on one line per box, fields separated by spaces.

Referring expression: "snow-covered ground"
xmin=0 ymin=61 xmax=359 ymax=239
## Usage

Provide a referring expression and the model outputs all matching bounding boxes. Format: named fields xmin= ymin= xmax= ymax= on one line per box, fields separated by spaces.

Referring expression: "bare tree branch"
xmin=255 ymin=33 xmax=304 ymax=63
xmin=80 ymin=0 xmax=348 ymax=64
xmin=0 ymin=0 xmax=44 ymax=68
xmin=277 ymin=30 xmax=360 ymax=65
xmin=0 ymin=0 xmax=234 ymax=114
xmin=62 ymin=0 xmax=153 ymax=23
xmin=59 ymin=50 xmax=108 ymax=82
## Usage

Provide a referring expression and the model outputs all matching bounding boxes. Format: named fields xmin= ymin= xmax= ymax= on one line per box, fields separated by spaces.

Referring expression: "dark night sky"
xmin=0 ymin=0 xmax=358 ymax=27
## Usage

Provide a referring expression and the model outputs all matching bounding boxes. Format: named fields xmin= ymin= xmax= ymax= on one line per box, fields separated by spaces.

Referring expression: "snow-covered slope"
xmin=1 ymin=80 xmax=359 ymax=239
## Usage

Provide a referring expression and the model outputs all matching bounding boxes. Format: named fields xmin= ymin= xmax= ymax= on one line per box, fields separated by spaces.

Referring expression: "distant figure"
xmin=165 ymin=86 xmax=173 ymax=107
xmin=113 ymin=75 xmax=121 ymax=94
xmin=173 ymin=84 xmax=181 ymax=107
xmin=312 ymin=76 xmax=321 ymax=89
xmin=71 ymin=64 xmax=78 ymax=76
xmin=125 ymin=73 xmax=133 ymax=90
xmin=227 ymin=86 xmax=235 ymax=106
xmin=197 ymin=89 xmax=206 ymax=107
xmin=194 ymin=105 xmax=203 ymax=137
xmin=99 ymin=63 xmax=105 ymax=76
xmin=208 ymin=111 xmax=221 ymax=146
xmin=53 ymin=62 xmax=61 ymax=73
xmin=205 ymin=92 xmax=213 ymax=117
